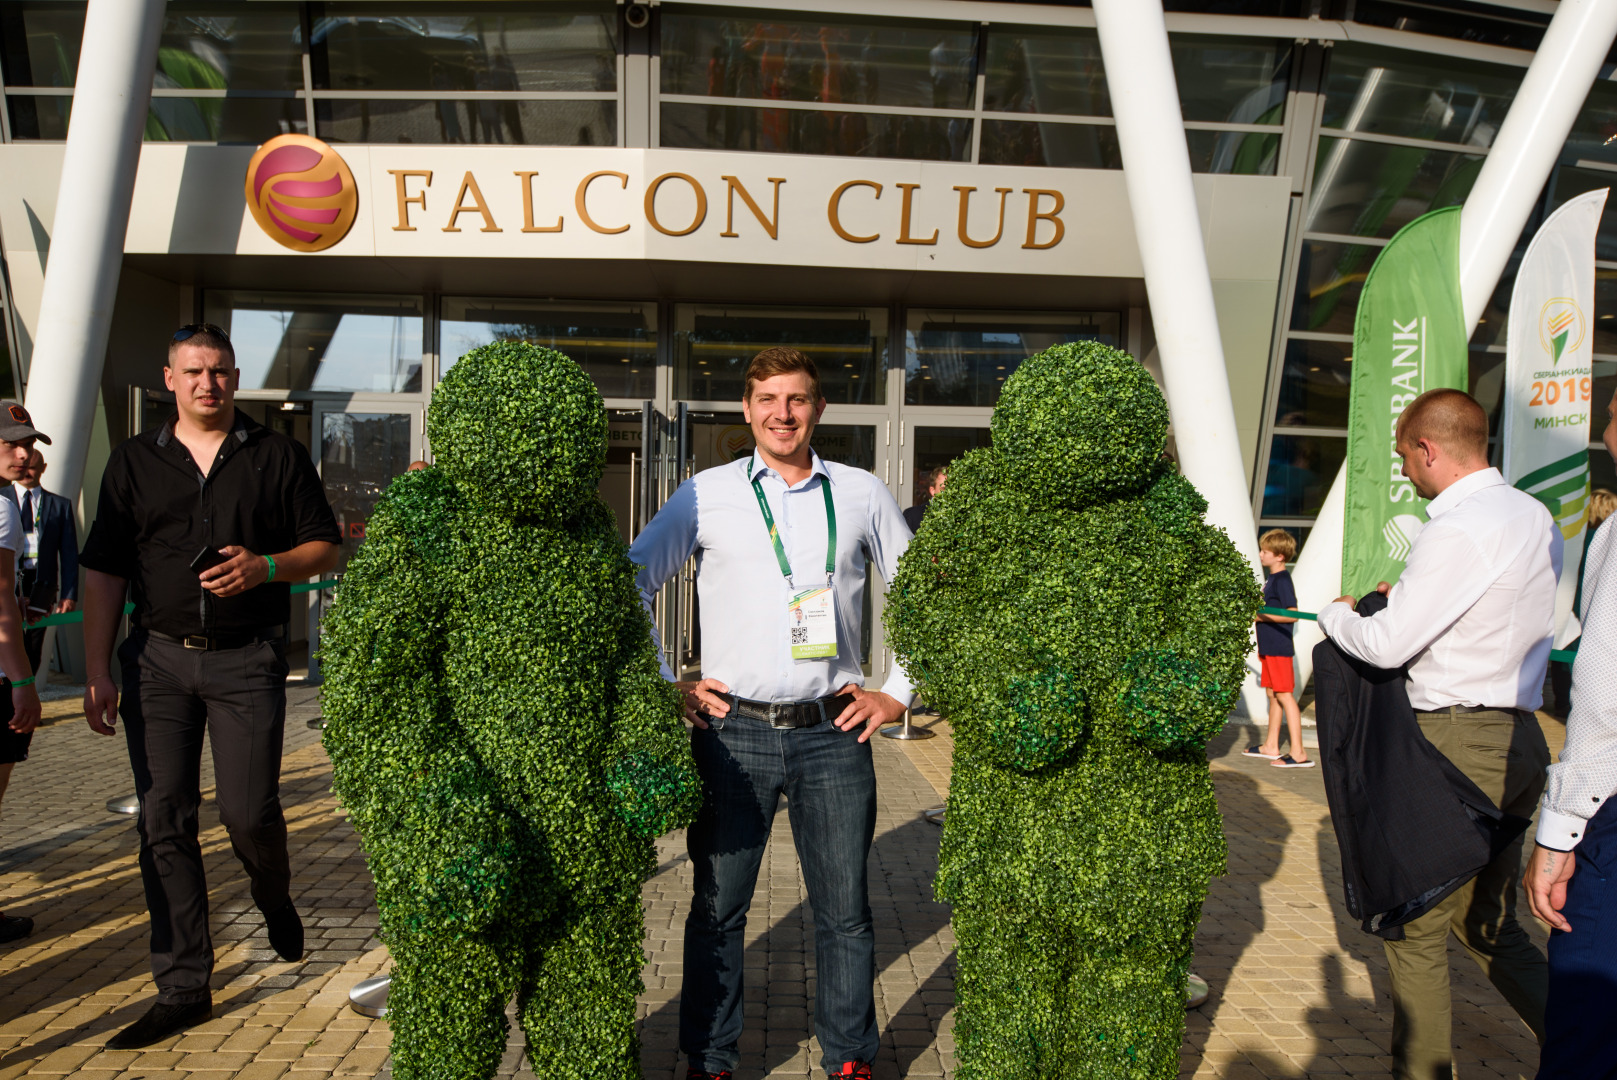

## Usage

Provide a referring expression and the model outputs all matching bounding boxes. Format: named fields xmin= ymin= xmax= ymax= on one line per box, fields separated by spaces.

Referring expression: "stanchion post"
xmin=880 ymin=709 xmax=936 ymax=741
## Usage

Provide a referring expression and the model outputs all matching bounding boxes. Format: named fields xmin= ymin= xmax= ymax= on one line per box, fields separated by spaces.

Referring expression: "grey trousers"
xmin=119 ymin=632 xmax=292 ymax=1004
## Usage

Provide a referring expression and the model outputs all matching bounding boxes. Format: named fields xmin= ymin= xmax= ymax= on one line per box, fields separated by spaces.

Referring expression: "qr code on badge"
xmin=791 ymin=627 xmax=808 ymax=645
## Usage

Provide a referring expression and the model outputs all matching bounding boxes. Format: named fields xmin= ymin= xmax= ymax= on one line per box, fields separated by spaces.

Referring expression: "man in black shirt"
xmin=80 ymin=324 xmax=340 ymax=1049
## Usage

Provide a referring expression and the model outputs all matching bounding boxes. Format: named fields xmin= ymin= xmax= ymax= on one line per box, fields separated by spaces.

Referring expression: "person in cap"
xmin=79 ymin=324 xmax=341 ymax=1047
xmin=0 ymin=401 xmax=48 ymax=944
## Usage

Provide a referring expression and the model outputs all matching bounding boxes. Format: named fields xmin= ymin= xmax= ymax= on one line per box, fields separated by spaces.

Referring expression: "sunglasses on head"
xmin=172 ymin=323 xmax=230 ymax=343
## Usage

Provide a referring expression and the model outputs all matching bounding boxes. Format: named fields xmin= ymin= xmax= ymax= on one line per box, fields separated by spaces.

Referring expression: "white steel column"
xmin=1091 ymin=0 xmax=1268 ymax=718
xmin=22 ymin=0 xmax=166 ymax=501
xmin=1290 ymin=0 xmax=1617 ymax=690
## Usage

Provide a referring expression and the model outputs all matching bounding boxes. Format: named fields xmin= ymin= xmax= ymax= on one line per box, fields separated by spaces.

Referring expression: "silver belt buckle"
xmin=183 ymin=635 xmax=210 ymax=650
xmin=767 ymin=703 xmax=782 ymax=726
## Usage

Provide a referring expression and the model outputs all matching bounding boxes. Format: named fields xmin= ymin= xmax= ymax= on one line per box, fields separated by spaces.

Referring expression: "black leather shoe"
xmin=265 ymin=902 xmax=303 ymax=962
xmin=0 ymin=914 xmax=32 ymax=943
xmin=107 ymin=999 xmax=212 ymax=1049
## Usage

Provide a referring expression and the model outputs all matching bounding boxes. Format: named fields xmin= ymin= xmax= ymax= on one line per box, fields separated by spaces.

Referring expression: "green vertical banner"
xmin=1343 ymin=206 xmax=1470 ymax=596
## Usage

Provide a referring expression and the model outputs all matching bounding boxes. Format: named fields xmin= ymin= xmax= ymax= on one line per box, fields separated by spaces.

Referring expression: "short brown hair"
xmin=1591 ymin=488 xmax=1617 ymax=531
xmin=743 ymin=346 xmax=821 ymax=402
xmin=1259 ymin=528 xmax=1296 ymax=561
xmin=1396 ymin=388 xmax=1488 ymax=463
xmin=167 ymin=323 xmax=235 ymax=368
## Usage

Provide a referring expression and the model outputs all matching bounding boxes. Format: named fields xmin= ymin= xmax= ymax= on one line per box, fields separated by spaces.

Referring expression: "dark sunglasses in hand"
xmin=172 ymin=322 xmax=230 ymax=343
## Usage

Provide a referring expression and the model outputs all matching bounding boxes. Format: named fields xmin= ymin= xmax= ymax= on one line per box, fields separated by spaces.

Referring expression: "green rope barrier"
xmin=1260 ymin=605 xmax=1578 ymax=664
xmin=20 ymin=579 xmax=339 ymax=631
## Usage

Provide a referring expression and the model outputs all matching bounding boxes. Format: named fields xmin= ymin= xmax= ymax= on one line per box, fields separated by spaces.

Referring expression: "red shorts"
xmin=1259 ymin=655 xmax=1295 ymax=694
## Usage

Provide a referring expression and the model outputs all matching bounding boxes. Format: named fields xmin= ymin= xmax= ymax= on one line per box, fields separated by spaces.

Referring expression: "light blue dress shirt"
xmin=628 ymin=449 xmax=917 ymax=706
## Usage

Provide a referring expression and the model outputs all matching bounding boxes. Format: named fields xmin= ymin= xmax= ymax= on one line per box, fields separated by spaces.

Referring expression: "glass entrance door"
xmin=899 ymin=415 xmax=993 ymax=524
xmin=309 ymin=404 xmax=423 ymax=676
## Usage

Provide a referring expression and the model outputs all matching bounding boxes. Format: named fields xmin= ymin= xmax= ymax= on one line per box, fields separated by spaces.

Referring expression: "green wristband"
xmin=11 ymin=677 xmax=34 ymax=687
xmin=265 ymin=554 xmax=276 ymax=582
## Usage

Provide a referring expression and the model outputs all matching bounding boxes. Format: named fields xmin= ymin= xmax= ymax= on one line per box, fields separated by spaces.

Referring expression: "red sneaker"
xmin=831 ymin=1063 xmax=873 ymax=1080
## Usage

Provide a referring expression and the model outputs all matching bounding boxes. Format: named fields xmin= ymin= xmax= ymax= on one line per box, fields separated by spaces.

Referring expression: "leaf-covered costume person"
xmin=888 ymin=342 xmax=1258 ymax=1079
xmin=320 ymin=342 xmax=700 ymax=1080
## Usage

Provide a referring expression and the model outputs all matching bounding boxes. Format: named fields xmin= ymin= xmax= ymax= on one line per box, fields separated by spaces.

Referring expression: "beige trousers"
xmin=1381 ymin=706 xmax=1550 ymax=1080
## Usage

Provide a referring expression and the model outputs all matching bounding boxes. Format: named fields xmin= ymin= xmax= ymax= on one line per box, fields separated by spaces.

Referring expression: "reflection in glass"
xmin=158 ymin=5 xmax=303 ymax=92
xmin=312 ymin=4 xmax=618 ymax=93
xmin=660 ymin=12 xmax=976 ymax=110
xmin=676 ymin=306 xmax=887 ymax=405
xmin=1289 ymin=239 xmax=1379 ymax=336
xmin=978 ymin=120 xmax=1120 ymax=169
xmin=1185 ymin=129 xmax=1279 ymax=175
xmin=321 ymin=412 xmax=414 ymax=574
xmin=1349 ymin=0 xmax=1549 ymax=52
xmin=1170 ymin=36 xmax=1289 ymax=125
xmin=1321 ymin=44 xmax=1519 ymax=147
xmin=1550 ymin=168 xmax=1617 ymax=266
xmin=204 ymin=292 xmax=424 ymax=393
xmin=149 ymin=98 xmax=306 ymax=143
xmin=440 ymin=299 xmax=656 ymax=400
xmin=1274 ymin=339 xmax=1352 ymax=430
xmin=812 ymin=425 xmax=877 ymax=471
xmin=1262 ymin=435 xmax=1346 ymax=518
xmin=905 ymin=310 xmax=1122 ymax=407
xmin=1306 ymin=137 xmax=1482 ymax=239
xmin=983 ymin=28 xmax=1108 ymax=116
xmin=0 ymin=3 xmax=86 ymax=87
xmin=5 ymin=95 xmax=71 ymax=141
xmin=908 ymin=427 xmax=991 ymax=511
xmin=1565 ymin=81 xmax=1617 ymax=169
xmin=316 ymin=98 xmax=614 ymax=146
xmin=660 ymin=103 xmax=969 ymax=161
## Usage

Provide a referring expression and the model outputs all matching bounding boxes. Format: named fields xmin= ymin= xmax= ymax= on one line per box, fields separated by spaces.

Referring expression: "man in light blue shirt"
xmin=629 ymin=346 xmax=915 ymax=1080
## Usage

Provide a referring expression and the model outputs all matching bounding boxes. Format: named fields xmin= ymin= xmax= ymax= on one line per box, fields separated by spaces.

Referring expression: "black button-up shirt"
xmin=80 ymin=410 xmax=341 ymax=637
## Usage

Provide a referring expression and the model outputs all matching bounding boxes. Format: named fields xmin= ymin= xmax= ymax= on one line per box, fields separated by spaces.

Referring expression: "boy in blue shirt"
xmin=1244 ymin=529 xmax=1312 ymax=768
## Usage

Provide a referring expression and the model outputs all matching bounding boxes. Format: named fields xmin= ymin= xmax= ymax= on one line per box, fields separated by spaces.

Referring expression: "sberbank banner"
xmin=1343 ymin=206 xmax=1468 ymax=596
xmin=1502 ymin=188 xmax=1608 ymax=648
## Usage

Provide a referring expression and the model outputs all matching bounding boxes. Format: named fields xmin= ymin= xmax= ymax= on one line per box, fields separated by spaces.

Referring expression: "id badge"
xmin=788 ymin=584 xmax=838 ymax=660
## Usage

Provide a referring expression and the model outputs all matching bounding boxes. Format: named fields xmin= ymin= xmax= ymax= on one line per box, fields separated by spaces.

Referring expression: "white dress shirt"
xmin=1538 ymin=518 xmax=1617 ymax=851
xmin=12 ymin=482 xmax=37 ymax=568
xmin=628 ymin=449 xmax=917 ymax=706
xmin=1319 ymin=467 xmax=1561 ymax=712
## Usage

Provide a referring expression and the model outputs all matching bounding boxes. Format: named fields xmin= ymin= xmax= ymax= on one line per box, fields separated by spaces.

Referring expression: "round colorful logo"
xmin=1538 ymin=297 xmax=1586 ymax=366
xmin=243 ymin=134 xmax=358 ymax=253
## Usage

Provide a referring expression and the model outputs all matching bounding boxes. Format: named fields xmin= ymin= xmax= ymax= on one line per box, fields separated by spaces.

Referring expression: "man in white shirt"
xmin=1320 ymin=388 xmax=1556 ymax=1080
xmin=628 ymin=347 xmax=913 ymax=1080
xmin=1523 ymin=385 xmax=1617 ymax=1079
xmin=4 ymin=449 xmax=78 ymax=675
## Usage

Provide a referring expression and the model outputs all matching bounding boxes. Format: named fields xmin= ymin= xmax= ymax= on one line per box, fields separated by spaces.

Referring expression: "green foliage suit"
xmin=888 ymin=342 xmax=1258 ymax=1079
xmin=320 ymin=343 xmax=700 ymax=1080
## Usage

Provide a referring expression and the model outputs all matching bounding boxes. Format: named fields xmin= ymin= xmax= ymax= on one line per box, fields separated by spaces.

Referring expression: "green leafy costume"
xmin=887 ymin=342 xmax=1259 ymax=1079
xmin=320 ymin=342 xmax=700 ymax=1080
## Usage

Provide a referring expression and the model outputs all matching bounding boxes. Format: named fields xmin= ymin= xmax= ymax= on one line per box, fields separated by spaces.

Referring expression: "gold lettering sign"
xmin=645 ymin=172 xmax=708 ymax=237
xmin=895 ymin=183 xmax=938 ymax=246
xmin=443 ymin=172 xmax=501 ymax=233
xmin=720 ymin=176 xmax=784 ymax=240
xmin=955 ymin=185 xmax=1011 ymax=249
xmin=828 ymin=180 xmax=882 ymax=244
xmin=388 ymin=169 xmax=433 ymax=232
xmin=576 ymin=170 xmax=631 ymax=235
xmin=515 ymin=171 xmax=563 ymax=233
xmin=1022 ymin=189 xmax=1065 ymax=250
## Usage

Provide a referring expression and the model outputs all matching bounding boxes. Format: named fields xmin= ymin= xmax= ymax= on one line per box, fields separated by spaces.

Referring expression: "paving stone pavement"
xmin=0 ymin=690 xmax=1560 ymax=1080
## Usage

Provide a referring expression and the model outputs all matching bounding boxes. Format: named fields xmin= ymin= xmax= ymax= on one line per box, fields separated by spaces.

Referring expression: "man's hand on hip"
xmin=84 ymin=675 xmax=118 ymax=736
xmin=201 ymin=546 xmax=270 ymax=598
xmin=676 ymin=678 xmax=731 ymax=728
xmin=1526 ymin=843 xmax=1576 ymax=932
xmin=833 ymin=684 xmax=907 ymax=743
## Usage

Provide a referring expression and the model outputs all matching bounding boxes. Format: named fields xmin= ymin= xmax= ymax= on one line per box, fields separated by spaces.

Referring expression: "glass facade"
xmin=441 ymin=298 xmax=656 ymax=399
xmin=203 ymin=292 xmax=425 ymax=394
xmin=675 ymin=305 xmax=887 ymax=405
xmin=904 ymin=310 xmax=1122 ymax=408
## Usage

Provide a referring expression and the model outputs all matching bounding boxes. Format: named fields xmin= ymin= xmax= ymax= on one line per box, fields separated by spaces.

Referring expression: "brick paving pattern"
xmin=0 ymin=689 xmax=1560 ymax=1079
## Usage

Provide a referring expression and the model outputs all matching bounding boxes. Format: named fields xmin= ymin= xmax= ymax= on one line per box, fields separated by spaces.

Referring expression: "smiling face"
xmin=743 ymin=372 xmax=825 ymax=466
xmin=164 ymin=343 xmax=238 ymax=426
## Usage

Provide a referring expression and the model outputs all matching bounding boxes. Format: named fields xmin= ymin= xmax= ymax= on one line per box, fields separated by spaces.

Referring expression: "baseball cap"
xmin=0 ymin=402 xmax=51 ymax=445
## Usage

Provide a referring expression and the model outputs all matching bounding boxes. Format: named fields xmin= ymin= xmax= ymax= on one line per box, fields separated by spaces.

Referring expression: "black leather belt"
xmin=143 ymin=625 xmax=285 ymax=652
xmin=1414 ymin=705 xmax=1529 ymax=717
xmin=722 ymin=692 xmax=856 ymax=729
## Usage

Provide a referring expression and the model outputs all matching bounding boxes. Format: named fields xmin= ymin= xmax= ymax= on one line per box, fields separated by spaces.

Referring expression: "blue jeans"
xmin=1538 ymin=797 xmax=1617 ymax=1080
xmin=680 ymin=712 xmax=878 ymax=1074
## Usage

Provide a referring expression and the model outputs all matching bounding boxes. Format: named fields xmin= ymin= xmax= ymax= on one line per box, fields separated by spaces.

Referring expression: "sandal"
xmin=1271 ymin=754 xmax=1315 ymax=768
xmin=1241 ymin=745 xmax=1281 ymax=759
